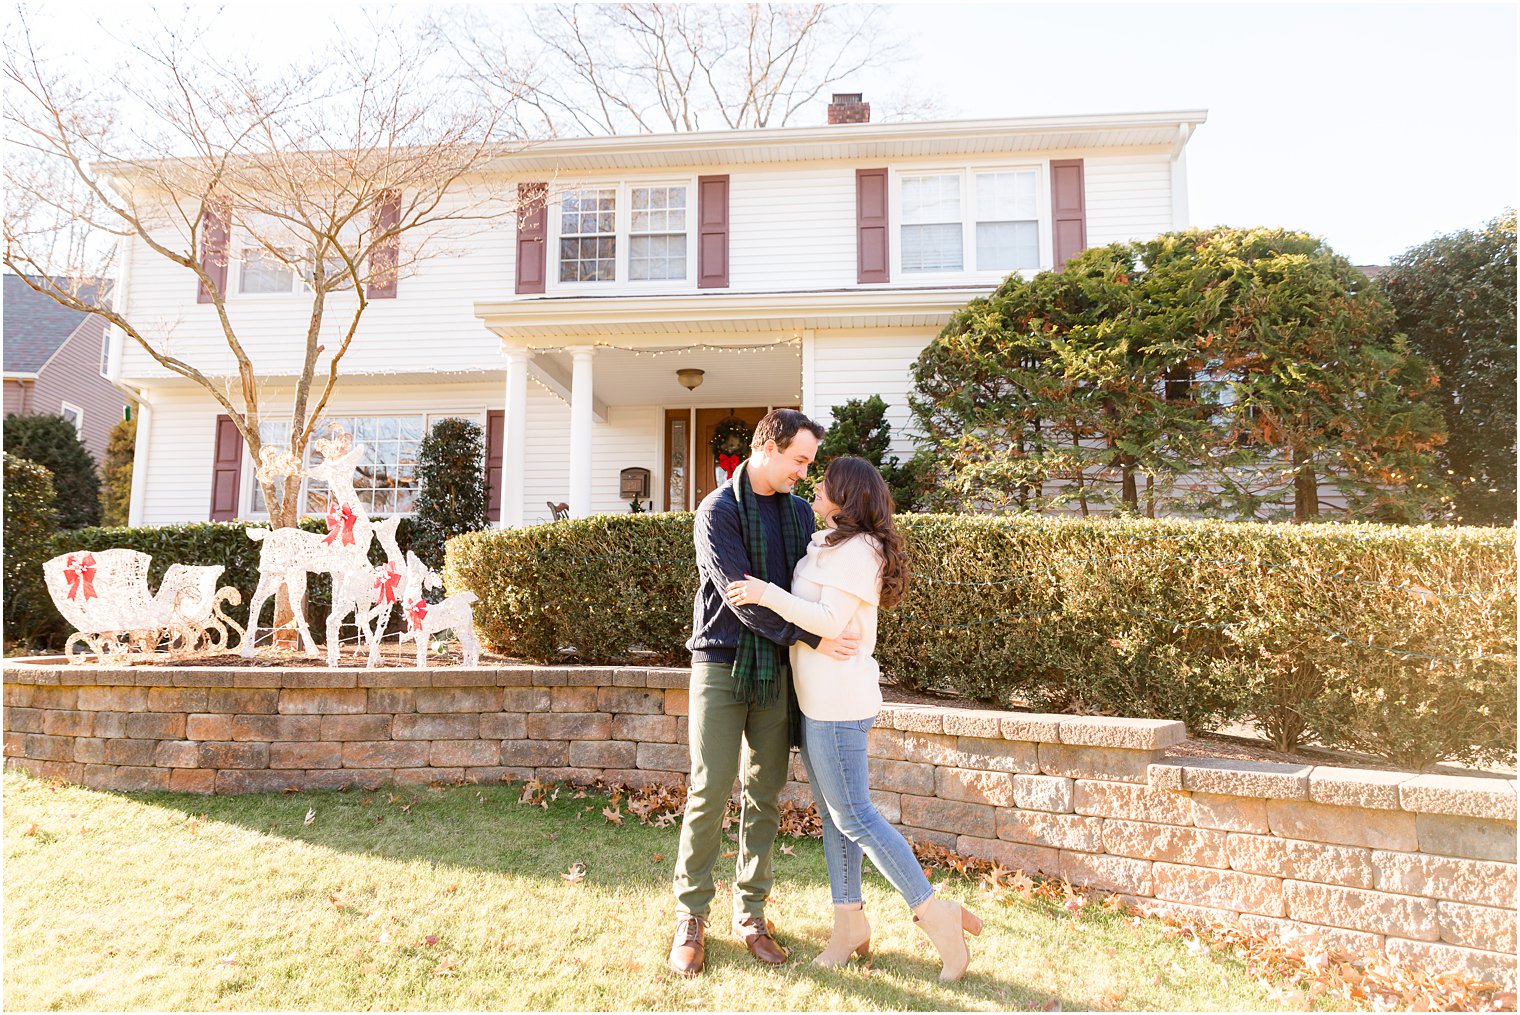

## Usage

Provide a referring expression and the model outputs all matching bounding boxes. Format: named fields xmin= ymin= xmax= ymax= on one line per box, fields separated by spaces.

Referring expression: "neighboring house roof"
xmin=3 ymin=274 xmax=111 ymax=373
xmin=1356 ymin=265 xmax=1387 ymax=280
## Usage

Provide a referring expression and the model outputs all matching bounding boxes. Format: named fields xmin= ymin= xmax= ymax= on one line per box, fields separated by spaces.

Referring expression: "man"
xmin=668 ymin=409 xmax=860 ymax=976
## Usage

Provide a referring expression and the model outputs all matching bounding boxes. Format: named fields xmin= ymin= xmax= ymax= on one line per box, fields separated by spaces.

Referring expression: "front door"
xmin=693 ymin=407 xmax=768 ymax=506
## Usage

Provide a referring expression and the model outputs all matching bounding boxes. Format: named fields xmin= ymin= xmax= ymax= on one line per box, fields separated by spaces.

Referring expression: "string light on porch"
xmin=525 ymin=336 xmax=802 ymax=357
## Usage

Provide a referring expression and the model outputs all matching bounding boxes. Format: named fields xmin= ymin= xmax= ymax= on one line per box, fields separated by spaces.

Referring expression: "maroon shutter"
xmin=1051 ymin=159 xmax=1088 ymax=269
xmin=196 ymin=197 xmax=231 ymax=304
xmin=367 ymin=189 xmax=400 ymax=299
xmin=697 ymin=175 xmax=729 ymax=289
xmin=515 ymin=182 xmax=548 ymax=294
xmin=485 ymin=409 xmax=504 ymax=522
xmin=209 ymin=414 xmax=244 ymax=521
xmin=856 ymin=168 xmax=889 ymax=284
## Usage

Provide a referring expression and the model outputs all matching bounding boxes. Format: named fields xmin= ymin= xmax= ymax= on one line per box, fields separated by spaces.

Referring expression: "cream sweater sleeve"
xmin=756 ymin=535 xmax=880 ymax=640
xmin=757 ymin=581 xmax=864 ymax=640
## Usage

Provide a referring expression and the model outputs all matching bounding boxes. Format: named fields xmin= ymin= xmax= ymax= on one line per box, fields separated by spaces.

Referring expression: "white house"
xmin=108 ymin=97 xmax=1205 ymax=527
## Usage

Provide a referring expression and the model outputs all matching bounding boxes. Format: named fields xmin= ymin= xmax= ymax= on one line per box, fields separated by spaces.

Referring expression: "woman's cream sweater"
xmin=757 ymin=529 xmax=882 ymax=722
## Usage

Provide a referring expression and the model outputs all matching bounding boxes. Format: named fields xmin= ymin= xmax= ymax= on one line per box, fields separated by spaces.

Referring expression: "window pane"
xmin=239 ymin=249 xmax=294 ymax=293
xmin=975 ymin=172 xmax=1037 ymax=221
xmin=976 ymin=220 xmax=1040 ymax=271
xmin=901 ymin=223 xmax=963 ymax=272
xmin=901 ymin=175 xmax=960 ymax=224
xmin=251 ymin=420 xmax=294 ymax=513
xmin=630 ymin=233 xmax=686 ymax=281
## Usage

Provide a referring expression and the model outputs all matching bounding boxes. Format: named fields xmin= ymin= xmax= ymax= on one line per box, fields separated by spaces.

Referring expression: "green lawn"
xmin=3 ymin=770 xmax=1315 ymax=1011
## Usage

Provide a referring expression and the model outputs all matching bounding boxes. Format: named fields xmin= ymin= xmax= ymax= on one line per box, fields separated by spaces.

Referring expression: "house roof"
xmin=3 ymin=274 xmax=111 ymax=374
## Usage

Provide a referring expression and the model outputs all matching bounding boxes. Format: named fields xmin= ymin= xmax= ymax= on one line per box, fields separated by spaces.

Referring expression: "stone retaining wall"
xmin=3 ymin=661 xmax=1515 ymax=986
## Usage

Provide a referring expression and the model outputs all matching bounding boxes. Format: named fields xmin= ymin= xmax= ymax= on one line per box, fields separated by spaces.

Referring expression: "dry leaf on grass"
xmin=303 ymin=808 xmax=316 ymax=827
xmin=562 ymin=862 xmax=588 ymax=885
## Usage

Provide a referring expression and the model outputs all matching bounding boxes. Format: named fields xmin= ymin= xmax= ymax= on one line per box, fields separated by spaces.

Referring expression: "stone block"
xmin=432 ymin=740 xmax=502 ymax=768
xmin=526 ymin=712 xmax=612 ymax=741
xmin=392 ymin=713 xmax=478 ymax=740
xmin=1283 ymin=880 xmax=1439 ymax=940
xmin=104 ymin=738 xmax=157 ymax=766
xmin=646 ymin=669 xmax=688 ymax=689
xmin=1039 ymin=743 xmax=1160 ymax=784
xmin=998 ymin=810 xmax=1105 ymax=852
xmin=501 ymin=687 xmax=552 ymax=712
xmin=3 ymin=684 xmax=33 ymax=708
xmin=1011 ymin=774 xmax=1074 ymax=813
xmin=1226 ymin=833 xmax=1374 ymax=889
xmin=958 ymin=834 xmax=1061 ymax=877
xmin=208 ymin=688 xmax=279 ymax=714
xmin=884 ymin=705 xmax=943 ymax=734
xmin=1308 ymin=766 xmax=1411 ymax=810
xmin=124 ymin=712 xmax=186 ymax=740
xmin=1438 ymin=900 xmax=1516 ymax=953
xmin=936 ymin=767 xmax=1017 ymax=806
xmin=501 ymin=740 xmax=567 ymax=767
xmin=902 ymin=732 xmax=1037 ymax=774
xmin=1371 ymin=850 xmax=1518 ymax=908
xmin=198 ymin=741 xmax=269 ymax=770
xmin=611 ymin=714 xmax=677 ymax=743
xmin=42 ymin=710 xmax=92 ymax=737
xmin=29 ymin=686 xmax=77 ymax=708
xmin=414 ymin=687 xmax=501 ymax=713
xmin=569 ymin=740 xmax=638 ymax=769
xmin=1061 ymin=851 xmax=1154 ymax=895
xmin=778 ymin=781 xmax=813 ymax=809
xmin=598 ymin=687 xmax=665 ymax=714
xmin=231 ymin=715 xmax=321 ymax=742
xmin=91 ymin=712 xmax=129 ymax=738
xmin=1191 ymin=792 xmax=1270 ymax=834
xmin=1178 ymin=758 xmax=1311 ymax=800
xmin=1103 ymin=820 xmax=1230 ymax=868
xmin=480 ymin=713 xmax=527 ymax=740
xmin=1400 ymin=774 xmax=1517 ymax=822
xmin=676 ymin=716 xmax=688 ymax=745
xmin=431 ymin=668 xmax=499 ymax=688
xmin=280 ymin=670 xmax=357 ymax=689
xmin=6 ymin=707 xmax=44 ymax=734
xmin=169 ymin=669 xmax=235 ymax=688
xmin=1000 ymin=712 xmax=1067 ymax=743
xmin=530 ymin=667 xmax=572 ymax=686
xmin=278 ymin=688 xmax=368 ymax=715
xmin=1384 ymin=938 xmax=1518 ymax=990
xmin=95 ymin=765 xmax=172 ymax=792
xmin=298 ymin=769 xmax=360 ymax=791
xmin=898 ymin=826 xmax=958 ymax=851
xmin=1416 ymin=813 xmax=1517 ymax=863
xmin=1073 ymin=779 xmax=1193 ymax=825
xmin=534 ymin=767 xmax=602 ymax=786
xmin=663 ymin=689 xmax=689 ymax=716
xmin=216 ymin=769 xmax=299 ymax=794
xmin=939 ymin=709 xmax=1006 ymax=739
xmin=185 ymin=713 xmax=232 ymax=741
xmin=77 ymin=686 xmax=147 ymax=712
xmin=1267 ymin=799 xmax=1418 ymax=852
xmin=366 ymin=689 xmax=415 ymax=714
xmin=152 ymin=740 xmax=201 ymax=769
xmin=867 ymin=758 xmax=936 ymax=796
xmin=147 ymin=687 xmax=209 ymax=713
xmin=1147 ymin=763 xmax=1185 ymax=791
xmin=1154 ymin=862 xmax=1284 ymax=917
xmin=550 ymin=686 xmax=598 ymax=712
xmin=270 ymin=742 xmax=342 ymax=770
xmin=72 ymin=737 xmax=105 ymax=764
xmin=899 ymin=795 xmax=995 ymax=838
xmin=1058 ymin=716 xmax=1186 ymax=751
xmin=866 ymin=727 xmax=905 ymax=761
xmin=464 ymin=767 xmax=537 ymax=786
xmin=636 ymin=742 xmax=690 ymax=773
xmin=169 ymin=768 xmax=216 ymax=794
xmin=342 ymin=741 xmax=428 ymax=769
xmin=319 ymin=715 xmax=392 ymax=742
xmin=610 ymin=668 xmax=646 ymax=687
xmin=356 ymin=670 xmax=431 ymax=688
xmin=232 ymin=671 xmax=283 ymax=688
xmin=870 ymin=790 xmax=901 ymax=825
xmin=604 ymin=768 xmax=685 ymax=790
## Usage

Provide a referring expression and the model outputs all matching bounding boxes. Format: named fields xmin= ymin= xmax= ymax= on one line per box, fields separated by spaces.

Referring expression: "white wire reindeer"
xmin=397 ymin=550 xmax=481 ymax=668
xmin=325 ymin=516 xmax=405 ymax=668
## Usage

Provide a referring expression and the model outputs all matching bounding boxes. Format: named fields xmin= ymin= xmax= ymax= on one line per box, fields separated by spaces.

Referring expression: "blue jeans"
xmin=799 ymin=714 xmax=935 ymax=910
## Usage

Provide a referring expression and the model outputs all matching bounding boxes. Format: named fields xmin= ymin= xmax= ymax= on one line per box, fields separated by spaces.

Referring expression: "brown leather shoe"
xmin=734 ymin=914 xmax=789 ymax=965
xmin=668 ymin=914 xmax=706 ymax=976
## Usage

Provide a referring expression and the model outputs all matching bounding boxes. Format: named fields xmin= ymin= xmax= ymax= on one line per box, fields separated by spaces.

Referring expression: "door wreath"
xmin=710 ymin=415 xmax=753 ymax=485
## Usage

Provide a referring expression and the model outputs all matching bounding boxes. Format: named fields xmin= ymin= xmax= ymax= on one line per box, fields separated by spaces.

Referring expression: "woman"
xmin=724 ymin=456 xmax=982 ymax=981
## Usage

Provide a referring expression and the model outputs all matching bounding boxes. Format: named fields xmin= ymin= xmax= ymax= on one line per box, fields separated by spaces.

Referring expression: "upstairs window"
xmin=975 ymin=171 xmax=1039 ymax=271
xmin=629 ymin=186 xmax=687 ymax=281
xmin=559 ymin=188 xmax=617 ymax=282
xmin=900 ymin=174 xmax=963 ymax=273
xmin=896 ymin=166 xmax=1044 ymax=276
xmin=238 ymin=247 xmax=295 ymax=294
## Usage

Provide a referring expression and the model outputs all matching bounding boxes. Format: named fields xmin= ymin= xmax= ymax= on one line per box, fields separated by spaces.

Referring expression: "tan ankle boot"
xmin=912 ymin=896 xmax=982 ymax=981
xmin=813 ymin=904 xmax=871 ymax=968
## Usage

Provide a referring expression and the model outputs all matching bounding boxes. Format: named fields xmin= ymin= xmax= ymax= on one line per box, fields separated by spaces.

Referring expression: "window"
xmin=99 ymin=329 xmax=110 ymax=378
xmin=900 ymin=174 xmax=963 ymax=273
xmin=630 ymin=186 xmax=687 ymax=281
xmin=60 ymin=401 xmax=83 ymax=431
xmin=249 ymin=415 xmax=424 ymax=516
xmin=559 ymin=188 xmax=617 ymax=282
xmin=974 ymin=171 xmax=1039 ymax=271
xmin=238 ymin=247 xmax=295 ymax=294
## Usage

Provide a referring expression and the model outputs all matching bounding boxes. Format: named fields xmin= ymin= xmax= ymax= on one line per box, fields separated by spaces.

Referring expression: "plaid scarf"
xmin=730 ymin=460 xmax=809 ymax=709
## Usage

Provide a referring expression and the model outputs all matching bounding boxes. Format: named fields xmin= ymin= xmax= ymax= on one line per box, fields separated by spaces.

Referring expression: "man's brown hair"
xmin=751 ymin=408 xmax=825 ymax=451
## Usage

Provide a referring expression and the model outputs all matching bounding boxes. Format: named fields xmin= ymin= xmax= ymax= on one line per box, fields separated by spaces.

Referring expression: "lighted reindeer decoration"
xmin=397 ymin=550 xmax=481 ymax=668
xmin=325 ymin=516 xmax=406 ymax=668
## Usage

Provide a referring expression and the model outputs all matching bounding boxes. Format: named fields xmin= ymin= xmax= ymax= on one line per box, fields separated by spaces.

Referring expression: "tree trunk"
xmin=270 ymin=474 xmax=306 ymax=650
xmin=1121 ymin=464 xmax=1138 ymax=513
xmin=1074 ymin=431 xmax=1089 ymax=517
xmin=1293 ymin=449 xmax=1319 ymax=521
xmin=1145 ymin=473 xmax=1155 ymax=519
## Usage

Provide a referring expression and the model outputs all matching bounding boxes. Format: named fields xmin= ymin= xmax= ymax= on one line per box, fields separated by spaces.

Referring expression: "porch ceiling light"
xmin=677 ymin=368 xmax=705 ymax=391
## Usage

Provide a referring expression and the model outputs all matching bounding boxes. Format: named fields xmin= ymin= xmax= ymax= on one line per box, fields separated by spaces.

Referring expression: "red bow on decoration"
xmin=406 ymin=598 xmax=429 ymax=632
xmin=374 ymin=563 xmax=401 ymax=606
xmin=718 ymin=453 xmax=741 ymax=476
xmin=322 ymin=500 xmax=359 ymax=546
xmin=64 ymin=553 xmax=98 ymax=601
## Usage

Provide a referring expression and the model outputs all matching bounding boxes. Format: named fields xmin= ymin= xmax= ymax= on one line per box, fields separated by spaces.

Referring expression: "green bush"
xmin=412 ymin=418 xmax=488 ymax=571
xmin=446 ymin=514 xmax=1516 ymax=767
xmin=796 ymin=395 xmax=921 ymax=511
xmin=99 ymin=414 xmax=137 ymax=527
xmin=3 ymin=413 xmax=102 ymax=529
xmin=3 ymin=454 xmax=59 ymax=647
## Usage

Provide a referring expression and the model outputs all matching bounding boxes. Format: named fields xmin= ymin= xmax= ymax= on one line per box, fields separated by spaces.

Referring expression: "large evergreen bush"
xmin=411 ymin=418 xmax=488 ymax=570
xmin=3 ymin=454 xmax=59 ymax=647
xmin=797 ymin=395 xmax=920 ymax=510
xmin=99 ymin=414 xmax=137 ymax=527
xmin=3 ymin=413 xmax=102 ymax=529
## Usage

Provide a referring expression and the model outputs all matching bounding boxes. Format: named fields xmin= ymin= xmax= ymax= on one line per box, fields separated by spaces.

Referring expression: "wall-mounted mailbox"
xmin=620 ymin=467 xmax=651 ymax=499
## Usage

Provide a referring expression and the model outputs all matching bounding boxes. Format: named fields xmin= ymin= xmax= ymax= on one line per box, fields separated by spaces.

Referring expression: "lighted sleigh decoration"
xmin=44 ymin=549 xmax=245 ymax=663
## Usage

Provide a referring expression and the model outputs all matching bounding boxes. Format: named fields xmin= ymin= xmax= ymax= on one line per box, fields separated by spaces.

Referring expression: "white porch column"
xmin=568 ymin=345 xmax=596 ymax=518
xmin=502 ymin=348 xmax=529 ymax=528
xmin=127 ymin=398 xmax=152 ymax=526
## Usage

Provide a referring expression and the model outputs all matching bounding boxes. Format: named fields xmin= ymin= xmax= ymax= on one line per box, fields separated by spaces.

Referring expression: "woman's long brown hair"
xmin=820 ymin=456 xmax=910 ymax=609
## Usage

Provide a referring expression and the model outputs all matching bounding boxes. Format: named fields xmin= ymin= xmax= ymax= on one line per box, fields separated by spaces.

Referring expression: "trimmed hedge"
xmin=446 ymin=513 xmax=1517 ymax=767
xmin=3 ymin=454 xmax=60 ymax=646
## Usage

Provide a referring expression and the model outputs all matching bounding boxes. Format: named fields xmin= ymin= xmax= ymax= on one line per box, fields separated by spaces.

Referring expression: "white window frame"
xmin=60 ymin=401 xmax=84 ymax=431
xmin=99 ymin=328 xmax=111 ymax=378
xmin=235 ymin=244 xmax=298 ymax=297
xmin=889 ymin=163 xmax=1052 ymax=282
xmin=547 ymin=176 xmax=698 ymax=294
xmin=240 ymin=412 xmax=433 ymax=520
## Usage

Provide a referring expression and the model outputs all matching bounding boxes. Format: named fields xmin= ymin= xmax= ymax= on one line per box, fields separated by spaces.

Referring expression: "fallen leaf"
xmin=444 ymin=883 xmax=458 ymax=895
xmin=215 ymin=955 xmax=239 ymax=969
xmin=562 ymin=862 xmax=588 ymax=884
xmin=722 ymin=850 xmax=737 ymax=859
xmin=358 ymin=963 xmax=378 ymax=976
xmin=23 ymin=823 xmax=37 ymax=836
xmin=778 ymin=844 xmax=795 ymax=857
xmin=423 ymin=933 xmax=439 ymax=946
xmin=602 ymin=805 xmax=624 ymax=826
xmin=433 ymin=956 xmax=455 ymax=976
xmin=652 ymin=853 xmax=664 ymax=862
xmin=303 ymin=808 xmax=316 ymax=827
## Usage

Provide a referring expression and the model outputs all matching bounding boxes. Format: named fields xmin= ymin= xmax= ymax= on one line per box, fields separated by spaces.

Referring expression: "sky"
xmin=9 ymin=1 xmax=1517 ymax=265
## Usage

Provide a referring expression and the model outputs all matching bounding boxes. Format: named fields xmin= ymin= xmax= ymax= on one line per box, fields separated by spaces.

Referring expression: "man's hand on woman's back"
xmin=815 ymin=630 xmax=861 ymax=660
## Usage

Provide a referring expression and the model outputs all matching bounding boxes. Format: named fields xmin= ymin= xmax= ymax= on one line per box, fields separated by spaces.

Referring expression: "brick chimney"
xmin=827 ymin=93 xmax=870 ymax=125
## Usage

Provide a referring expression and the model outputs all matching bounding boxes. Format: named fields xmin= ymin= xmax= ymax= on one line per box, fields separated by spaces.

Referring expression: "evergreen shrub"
xmin=4 ymin=413 xmax=101 ymax=528
xmin=3 ymin=454 xmax=59 ymax=646
xmin=412 ymin=418 xmax=488 ymax=570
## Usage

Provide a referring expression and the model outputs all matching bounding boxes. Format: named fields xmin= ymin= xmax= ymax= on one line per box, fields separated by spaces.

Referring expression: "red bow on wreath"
xmin=405 ymin=597 xmax=429 ymax=632
xmin=322 ymin=500 xmax=359 ymax=546
xmin=718 ymin=452 xmax=741 ymax=477
xmin=374 ymin=563 xmax=402 ymax=606
xmin=64 ymin=553 xmax=98 ymax=601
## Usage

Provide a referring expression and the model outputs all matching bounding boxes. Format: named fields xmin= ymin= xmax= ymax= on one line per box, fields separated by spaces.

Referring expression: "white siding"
xmin=810 ymin=330 xmax=938 ymax=460
xmin=1084 ymin=154 xmax=1175 ymax=247
xmin=728 ymin=165 xmax=858 ymax=290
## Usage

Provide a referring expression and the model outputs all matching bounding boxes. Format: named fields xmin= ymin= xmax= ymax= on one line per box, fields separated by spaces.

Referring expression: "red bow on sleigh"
xmin=374 ymin=563 xmax=401 ymax=606
xmin=322 ymin=500 xmax=359 ymax=546
xmin=718 ymin=452 xmax=741 ymax=477
xmin=64 ymin=553 xmax=98 ymax=601
xmin=406 ymin=598 xmax=429 ymax=632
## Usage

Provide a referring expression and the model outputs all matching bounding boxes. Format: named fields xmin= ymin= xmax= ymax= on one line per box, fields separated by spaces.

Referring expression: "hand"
xmin=816 ymin=630 xmax=861 ymax=660
xmin=724 ymin=574 xmax=768 ymax=608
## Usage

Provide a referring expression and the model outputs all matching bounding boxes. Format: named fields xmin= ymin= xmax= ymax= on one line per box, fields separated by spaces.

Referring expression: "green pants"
xmin=672 ymin=661 xmax=792 ymax=923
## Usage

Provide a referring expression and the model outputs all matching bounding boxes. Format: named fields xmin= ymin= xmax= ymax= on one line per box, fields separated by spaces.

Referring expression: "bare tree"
xmin=431 ymin=3 xmax=932 ymax=137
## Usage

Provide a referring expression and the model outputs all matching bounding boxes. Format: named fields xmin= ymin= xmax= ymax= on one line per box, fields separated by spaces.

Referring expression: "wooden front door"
xmin=693 ymin=407 xmax=768 ymax=506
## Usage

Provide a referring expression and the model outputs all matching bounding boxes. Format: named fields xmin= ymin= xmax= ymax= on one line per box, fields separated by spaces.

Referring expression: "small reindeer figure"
xmin=325 ymin=516 xmax=405 ymax=668
xmin=397 ymin=550 xmax=481 ymax=668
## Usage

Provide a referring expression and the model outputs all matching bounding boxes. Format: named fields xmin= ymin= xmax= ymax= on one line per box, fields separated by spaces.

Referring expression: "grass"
xmin=3 ymin=770 xmax=1315 ymax=1012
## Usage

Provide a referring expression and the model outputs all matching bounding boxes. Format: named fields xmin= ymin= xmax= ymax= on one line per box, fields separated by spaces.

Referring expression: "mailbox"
xmin=620 ymin=467 xmax=651 ymax=499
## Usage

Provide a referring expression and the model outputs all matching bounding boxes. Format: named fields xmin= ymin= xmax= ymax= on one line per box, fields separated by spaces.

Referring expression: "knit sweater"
xmin=757 ymin=529 xmax=883 ymax=722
